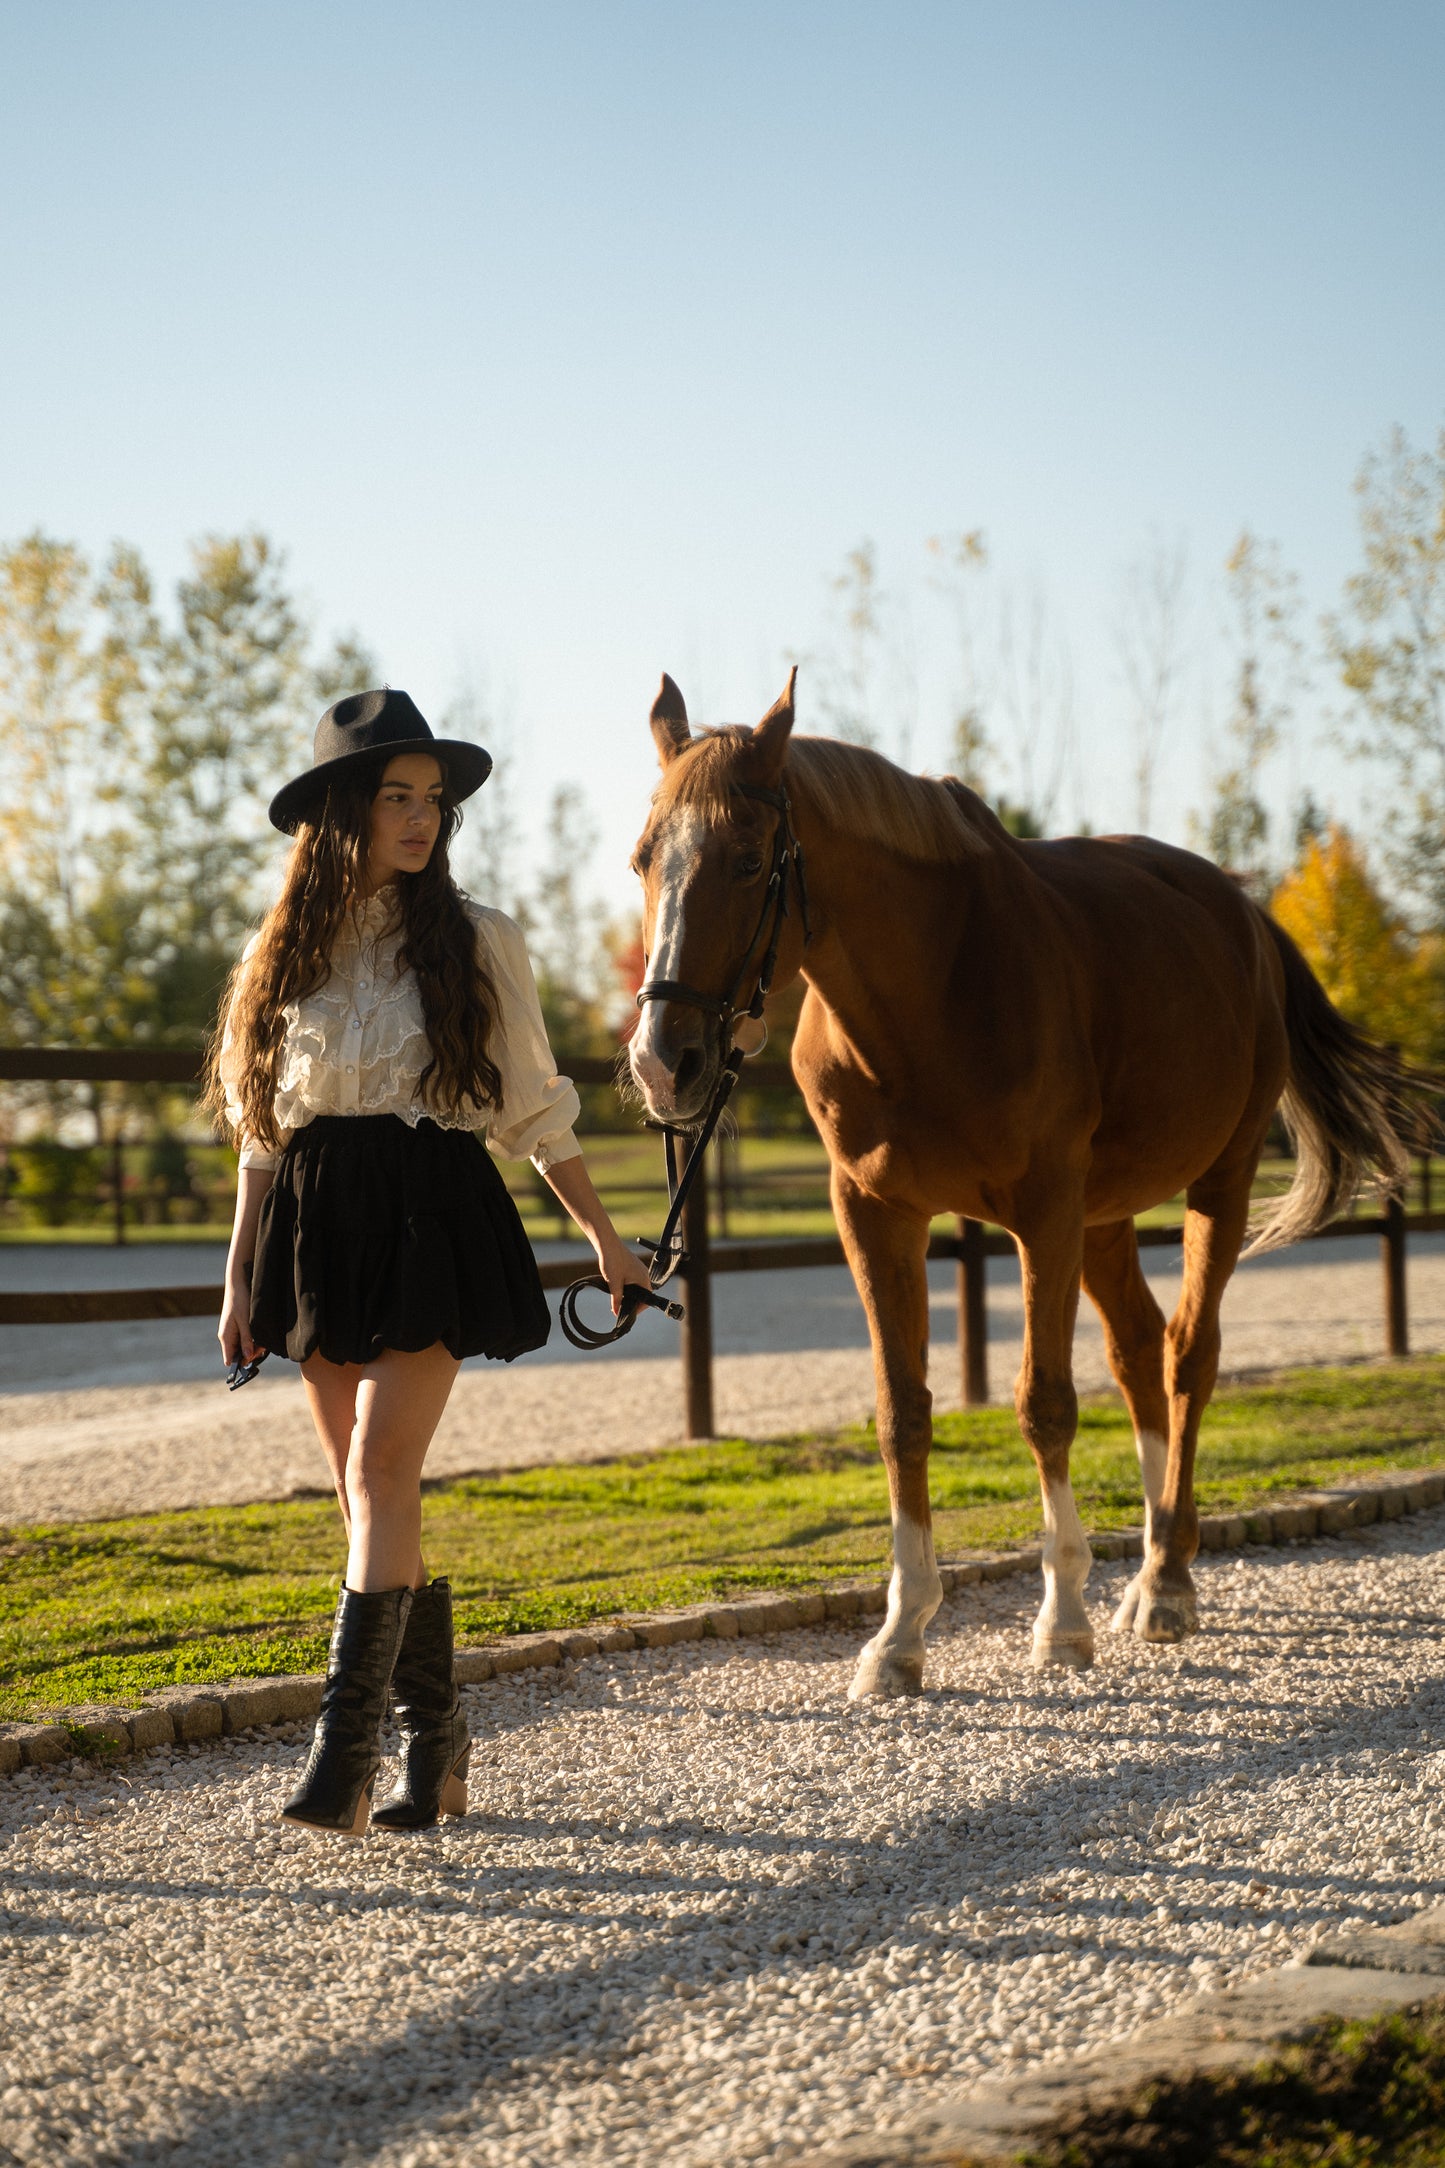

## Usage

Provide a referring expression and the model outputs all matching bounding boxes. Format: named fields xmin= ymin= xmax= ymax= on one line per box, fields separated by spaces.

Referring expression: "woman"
xmin=212 ymin=686 xmax=650 ymax=1838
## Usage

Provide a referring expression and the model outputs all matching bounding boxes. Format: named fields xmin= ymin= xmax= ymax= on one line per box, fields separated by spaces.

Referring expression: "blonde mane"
xmin=658 ymin=728 xmax=994 ymax=864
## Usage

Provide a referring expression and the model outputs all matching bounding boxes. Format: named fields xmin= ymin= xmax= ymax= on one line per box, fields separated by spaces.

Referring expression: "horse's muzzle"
xmin=628 ymin=1011 xmax=721 ymax=1124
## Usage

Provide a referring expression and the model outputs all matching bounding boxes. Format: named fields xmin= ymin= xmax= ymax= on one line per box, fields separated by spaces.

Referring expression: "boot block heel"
xmin=440 ymin=1747 xmax=470 ymax=1818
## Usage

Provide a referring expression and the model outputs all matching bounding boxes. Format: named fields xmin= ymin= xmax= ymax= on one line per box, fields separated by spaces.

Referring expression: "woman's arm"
xmin=542 ymin=1155 xmax=654 ymax=1315
xmin=219 ymin=1164 xmax=276 ymax=1365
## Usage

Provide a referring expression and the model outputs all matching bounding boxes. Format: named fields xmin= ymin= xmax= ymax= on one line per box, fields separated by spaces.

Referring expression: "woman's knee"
xmin=344 ymin=1431 xmax=418 ymax=1513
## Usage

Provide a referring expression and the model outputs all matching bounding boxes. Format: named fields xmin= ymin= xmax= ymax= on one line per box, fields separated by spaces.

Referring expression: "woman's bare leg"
xmin=300 ymin=1344 xmax=460 ymax=1590
xmin=300 ymin=1356 xmax=363 ymax=1538
xmin=346 ymin=1343 xmax=459 ymax=1590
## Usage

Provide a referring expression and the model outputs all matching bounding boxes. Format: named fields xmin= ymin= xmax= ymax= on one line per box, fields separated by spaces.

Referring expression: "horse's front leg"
xmin=1015 ymin=1213 xmax=1094 ymax=1670
xmin=833 ymin=1176 xmax=942 ymax=1700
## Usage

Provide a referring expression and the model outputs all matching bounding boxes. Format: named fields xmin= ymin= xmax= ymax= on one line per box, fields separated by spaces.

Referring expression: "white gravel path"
xmin=4 ymin=1236 xmax=1445 ymax=1525
xmin=3 ymin=1510 xmax=1443 ymax=2167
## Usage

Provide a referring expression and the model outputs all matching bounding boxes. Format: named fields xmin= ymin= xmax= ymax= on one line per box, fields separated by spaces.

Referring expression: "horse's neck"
xmin=794 ymin=816 xmax=1003 ymax=1065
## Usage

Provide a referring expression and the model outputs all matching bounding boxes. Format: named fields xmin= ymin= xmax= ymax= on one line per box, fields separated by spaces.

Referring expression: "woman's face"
xmin=366 ymin=754 xmax=445 ymax=886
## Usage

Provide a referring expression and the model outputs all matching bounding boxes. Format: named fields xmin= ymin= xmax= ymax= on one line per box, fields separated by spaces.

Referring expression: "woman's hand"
xmin=595 ymin=1232 xmax=656 ymax=1318
xmin=218 ymin=1270 xmax=265 ymax=1368
xmin=221 ymin=1165 xmax=276 ymax=1370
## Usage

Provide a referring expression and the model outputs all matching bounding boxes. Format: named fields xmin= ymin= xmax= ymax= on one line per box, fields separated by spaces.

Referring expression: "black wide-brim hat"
xmin=268 ymin=688 xmax=493 ymax=835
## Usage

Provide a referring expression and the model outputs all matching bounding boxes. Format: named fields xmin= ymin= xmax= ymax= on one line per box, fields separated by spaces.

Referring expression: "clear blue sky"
xmin=3 ymin=2 xmax=1442 ymax=909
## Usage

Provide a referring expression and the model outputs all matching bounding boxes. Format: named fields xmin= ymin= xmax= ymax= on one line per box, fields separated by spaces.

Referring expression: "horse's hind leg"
xmin=1080 ymin=1221 xmax=1170 ymax=1584
xmin=1113 ymin=1168 xmax=1254 ymax=1643
xmin=1015 ymin=1213 xmax=1093 ymax=1670
xmin=833 ymin=1177 xmax=942 ymax=1700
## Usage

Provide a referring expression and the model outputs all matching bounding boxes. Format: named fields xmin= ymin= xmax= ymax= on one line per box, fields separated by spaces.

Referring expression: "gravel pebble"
xmin=2 ymin=1514 xmax=1443 ymax=2166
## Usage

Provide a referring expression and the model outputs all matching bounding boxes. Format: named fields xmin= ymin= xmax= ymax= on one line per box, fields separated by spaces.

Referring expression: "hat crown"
xmin=314 ymin=687 xmax=433 ymax=767
xmin=268 ymin=685 xmax=491 ymax=833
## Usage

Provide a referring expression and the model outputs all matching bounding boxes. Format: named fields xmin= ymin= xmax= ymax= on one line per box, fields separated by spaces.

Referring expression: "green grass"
xmin=1020 ymin=2000 xmax=1445 ymax=2165
xmin=2 ymin=1357 xmax=1444 ymax=1721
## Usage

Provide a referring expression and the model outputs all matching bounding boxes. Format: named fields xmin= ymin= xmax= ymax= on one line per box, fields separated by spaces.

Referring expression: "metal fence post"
xmin=1383 ymin=1187 xmax=1408 ymax=1357
xmin=958 ymin=1216 xmax=988 ymax=1405
xmin=681 ymin=1150 xmax=716 ymax=1437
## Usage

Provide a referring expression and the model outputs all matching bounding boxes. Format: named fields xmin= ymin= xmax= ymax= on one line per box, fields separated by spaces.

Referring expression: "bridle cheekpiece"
xmin=634 ymin=780 xmax=811 ymax=1035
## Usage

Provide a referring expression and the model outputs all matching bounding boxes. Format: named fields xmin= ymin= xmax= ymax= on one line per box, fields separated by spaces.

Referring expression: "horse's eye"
xmin=735 ymin=853 xmax=764 ymax=880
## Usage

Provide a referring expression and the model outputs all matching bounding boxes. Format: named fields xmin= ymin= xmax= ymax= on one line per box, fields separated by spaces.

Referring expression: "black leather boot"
xmin=281 ymin=1584 xmax=413 ymax=1835
xmin=371 ymin=1576 xmax=470 ymax=1832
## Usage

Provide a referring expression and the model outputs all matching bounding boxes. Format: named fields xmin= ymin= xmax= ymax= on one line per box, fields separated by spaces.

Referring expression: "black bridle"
xmin=558 ymin=783 xmax=811 ymax=1350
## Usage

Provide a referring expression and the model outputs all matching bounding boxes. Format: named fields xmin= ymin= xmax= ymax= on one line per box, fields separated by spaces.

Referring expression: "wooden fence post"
xmin=958 ymin=1216 xmax=988 ymax=1406
xmin=110 ymin=1128 xmax=126 ymax=1247
xmin=681 ymin=1150 xmax=715 ymax=1437
xmin=1383 ymin=1187 xmax=1408 ymax=1357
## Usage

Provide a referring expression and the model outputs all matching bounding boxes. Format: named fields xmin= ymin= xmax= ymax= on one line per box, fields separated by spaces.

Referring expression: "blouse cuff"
xmin=237 ymin=1136 xmax=279 ymax=1173
xmin=530 ymin=1128 xmax=582 ymax=1175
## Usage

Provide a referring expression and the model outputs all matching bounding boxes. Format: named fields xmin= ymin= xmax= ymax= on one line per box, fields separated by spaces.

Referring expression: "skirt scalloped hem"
xmin=249 ymin=1114 xmax=551 ymax=1367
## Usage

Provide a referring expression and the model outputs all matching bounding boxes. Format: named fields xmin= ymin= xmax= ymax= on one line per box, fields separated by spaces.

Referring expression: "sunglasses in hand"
xmin=225 ymin=1350 xmax=269 ymax=1391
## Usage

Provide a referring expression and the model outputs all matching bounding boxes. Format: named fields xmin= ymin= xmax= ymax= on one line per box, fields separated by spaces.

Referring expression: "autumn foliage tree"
xmin=1271 ymin=825 xmax=1442 ymax=1063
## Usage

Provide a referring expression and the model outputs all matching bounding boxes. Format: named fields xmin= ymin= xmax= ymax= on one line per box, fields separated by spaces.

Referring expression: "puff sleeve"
xmin=471 ymin=906 xmax=583 ymax=1171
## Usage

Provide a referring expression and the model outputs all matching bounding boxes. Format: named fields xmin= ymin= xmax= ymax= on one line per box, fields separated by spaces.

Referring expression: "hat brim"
xmin=268 ymin=738 xmax=493 ymax=835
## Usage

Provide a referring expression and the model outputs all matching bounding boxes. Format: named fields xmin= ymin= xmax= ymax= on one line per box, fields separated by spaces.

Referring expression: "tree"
xmin=992 ymin=577 xmax=1075 ymax=834
xmin=1328 ymin=424 xmax=1445 ymax=923
xmin=1198 ymin=531 xmax=1303 ymax=890
xmin=526 ymin=783 xmax=615 ymax=1053
xmin=96 ymin=532 xmax=376 ymax=1039
xmin=445 ymin=676 xmax=522 ymax=915
xmin=0 ymin=527 xmax=376 ymax=1063
xmin=1271 ymin=825 xmax=1442 ymax=1063
xmin=928 ymin=529 xmax=993 ymax=789
xmin=0 ymin=536 xmax=157 ymax=1065
xmin=1114 ymin=533 xmax=1188 ymax=833
xmin=813 ymin=541 xmax=886 ymax=750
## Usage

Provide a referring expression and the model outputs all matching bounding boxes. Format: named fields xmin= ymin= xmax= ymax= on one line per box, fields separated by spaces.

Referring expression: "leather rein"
xmin=558 ymin=782 xmax=811 ymax=1350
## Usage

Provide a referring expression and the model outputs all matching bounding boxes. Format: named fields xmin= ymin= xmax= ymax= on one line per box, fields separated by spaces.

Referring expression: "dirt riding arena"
xmin=3 ymin=1508 xmax=1444 ymax=2167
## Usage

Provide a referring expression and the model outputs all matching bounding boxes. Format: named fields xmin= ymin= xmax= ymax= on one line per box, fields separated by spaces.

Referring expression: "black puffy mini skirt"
xmin=249 ymin=1114 xmax=551 ymax=1367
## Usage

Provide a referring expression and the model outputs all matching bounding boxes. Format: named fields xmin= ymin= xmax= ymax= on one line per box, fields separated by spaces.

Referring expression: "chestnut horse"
xmin=628 ymin=671 xmax=1426 ymax=1698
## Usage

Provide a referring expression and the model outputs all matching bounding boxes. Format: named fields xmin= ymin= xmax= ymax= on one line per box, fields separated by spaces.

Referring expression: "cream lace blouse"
xmin=220 ymin=890 xmax=582 ymax=1175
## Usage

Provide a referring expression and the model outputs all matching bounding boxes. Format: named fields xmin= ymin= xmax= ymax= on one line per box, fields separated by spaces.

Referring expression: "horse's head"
xmin=629 ymin=669 xmax=803 ymax=1122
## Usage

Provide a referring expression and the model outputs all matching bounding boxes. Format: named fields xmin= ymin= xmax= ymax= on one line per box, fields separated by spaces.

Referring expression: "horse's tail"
xmin=1245 ymin=914 xmax=1441 ymax=1257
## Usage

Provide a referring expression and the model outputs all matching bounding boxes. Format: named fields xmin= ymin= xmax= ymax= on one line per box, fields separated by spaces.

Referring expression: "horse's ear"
xmin=751 ymin=666 xmax=797 ymax=779
xmin=650 ymin=674 xmax=691 ymax=767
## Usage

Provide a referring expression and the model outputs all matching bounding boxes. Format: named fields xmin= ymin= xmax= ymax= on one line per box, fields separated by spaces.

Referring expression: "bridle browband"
xmin=634 ymin=780 xmax=812 ymax=1031
xmin=557 ymin=780 xmax=812 ymax=1351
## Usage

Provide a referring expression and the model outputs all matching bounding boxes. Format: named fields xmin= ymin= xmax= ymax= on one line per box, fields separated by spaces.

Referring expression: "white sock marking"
xmin=1034 ymin=1475 xmax=1093 ymax=1651
xmin=850 ymin=1515 xmax=943 ymax=1695
xmin=1135 ymin=1428 xmax=1167 ymax=1549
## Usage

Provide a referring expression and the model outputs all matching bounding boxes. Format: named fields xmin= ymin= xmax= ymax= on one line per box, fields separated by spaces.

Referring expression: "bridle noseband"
xmin=557 ymin=781 xmax=811 ymax=1351
xmin=634 ymin=781 xmax=812 ymax=1034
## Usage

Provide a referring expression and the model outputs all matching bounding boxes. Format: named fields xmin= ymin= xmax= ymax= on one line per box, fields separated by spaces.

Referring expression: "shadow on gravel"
xmin=17 ymin=1526 xmax=1444 ymax=2165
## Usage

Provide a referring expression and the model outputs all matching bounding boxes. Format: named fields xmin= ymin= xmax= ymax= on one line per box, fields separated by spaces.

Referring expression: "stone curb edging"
xmin=3 ymin=1465 xmax=1443 ymax=1779
xmin=808 ymin=1907 xmax=1445 ymax=2164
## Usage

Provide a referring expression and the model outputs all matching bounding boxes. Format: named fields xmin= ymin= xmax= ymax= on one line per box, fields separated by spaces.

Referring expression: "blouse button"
xmin=346 ymin=1065 xmax=356 ymax=1076
xmin=351 ymin=1018 xmax=361 ymax=1030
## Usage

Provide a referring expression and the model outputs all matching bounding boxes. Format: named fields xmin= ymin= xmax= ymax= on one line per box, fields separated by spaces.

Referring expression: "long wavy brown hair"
xmin=205 ymin=756 xmax=502 ymax=1153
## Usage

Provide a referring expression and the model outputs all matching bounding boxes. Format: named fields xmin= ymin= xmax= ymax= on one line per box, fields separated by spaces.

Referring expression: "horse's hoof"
xmin=1031 ymin=1630 xmax=1095 ymax=1672
xmin=848 ymin=1645 xmax=924 ymax=1699
xmin=1113 ymin=1572 xmax=1196 ymax=1642
xmin=1135 ymin=1590 xmax=1197 ymax=1643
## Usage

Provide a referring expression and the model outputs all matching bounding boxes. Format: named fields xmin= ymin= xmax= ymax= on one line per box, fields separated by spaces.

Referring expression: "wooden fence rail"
xmin=2 ymin=1048 xmax=1437 ymax=1433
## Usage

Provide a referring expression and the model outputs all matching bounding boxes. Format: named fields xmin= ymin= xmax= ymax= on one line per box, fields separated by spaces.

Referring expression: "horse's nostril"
xmin=674 ymin=1047 xmax=706 ymax=1100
